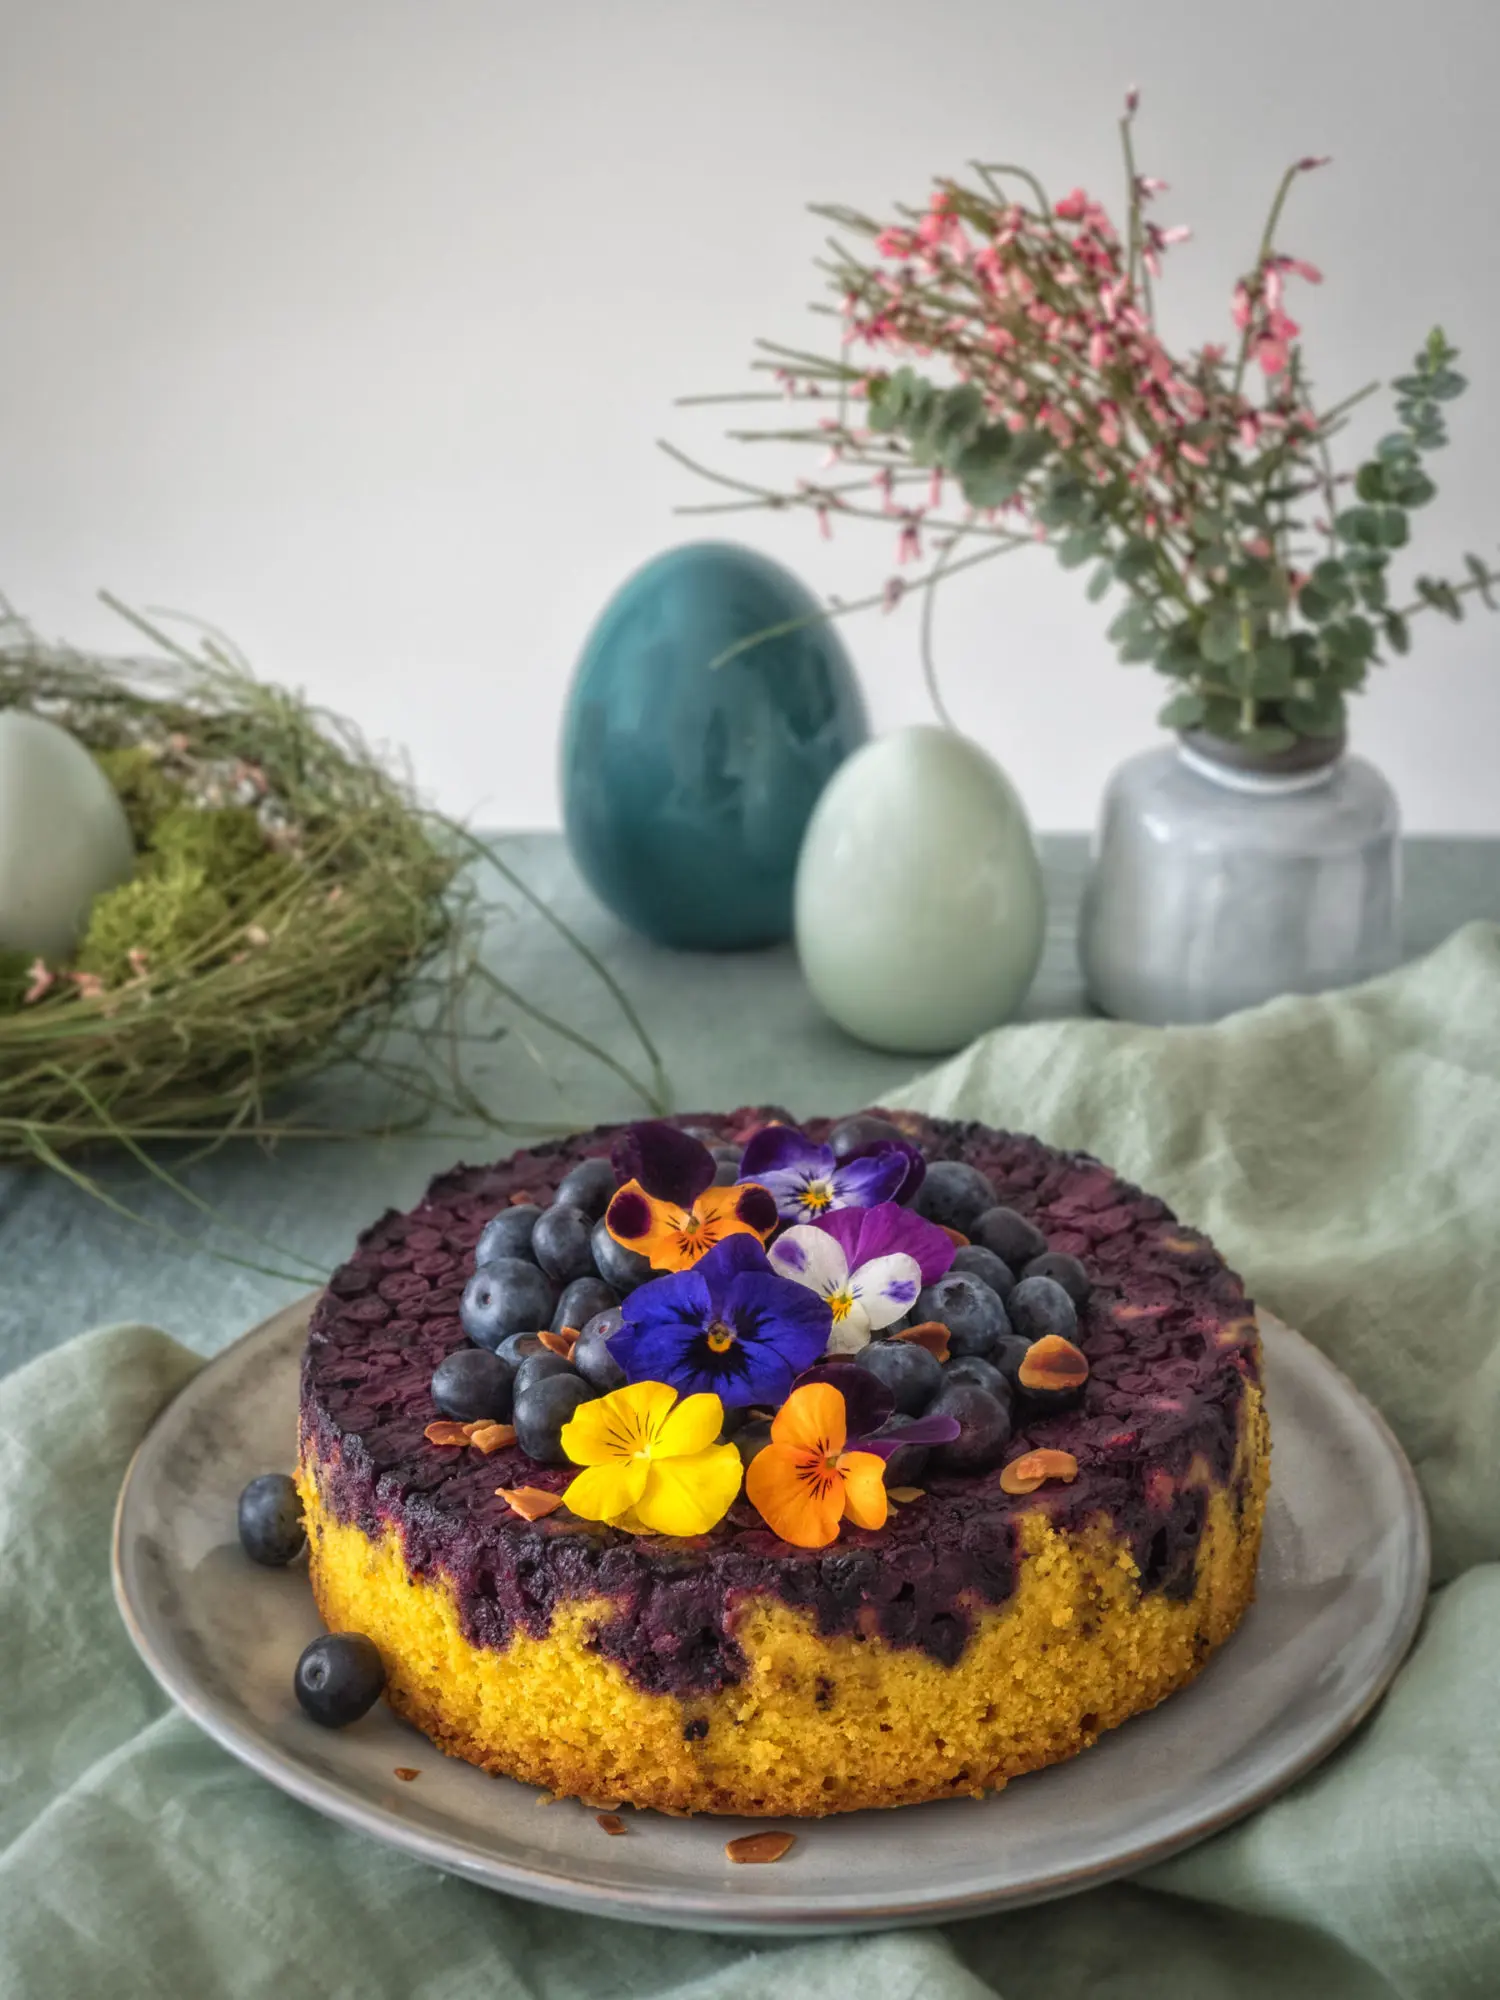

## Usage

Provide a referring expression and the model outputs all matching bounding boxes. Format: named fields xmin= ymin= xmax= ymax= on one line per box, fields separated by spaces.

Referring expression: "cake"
xmin=297 ymin=1109 xmax=1268 ymax=1818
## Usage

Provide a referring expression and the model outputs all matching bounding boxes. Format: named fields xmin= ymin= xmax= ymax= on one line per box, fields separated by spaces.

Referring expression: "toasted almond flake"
xmin=537 ymin=1326 xmax=579 ymax=1358
xmin=497 ymin=1485 xmax=566 ymax=1521
xmin=509 ymin=1190 xmax=537 ymax=1207
xmin=887 ymin=1486 xmax=926 ymax=1504
xmin=1017 ymin=1335 xmax=1090 ymax=1393
xmin=938 ymin=1225 xmax=970 ymax=1249
xmin=394 ymin=1767 xmax=420 ymax=1782
xmin=726 ymin=1831 xmax=795 ymax=1864
xmin=580 ymin=1795 xmax=623 ymax=1810
xmin=999 ymin=1448 xmax=1080 ymax=1496
xmin=596 ymin=1813 xmax=626 ymax=1835
xmin=468 ymin=1422 xmax=517 ymax=1455
xmin=891 ymin=1321 xmax=951 ymax=1362
xmin=424 ymin=1420 xmax=474 ymax=1447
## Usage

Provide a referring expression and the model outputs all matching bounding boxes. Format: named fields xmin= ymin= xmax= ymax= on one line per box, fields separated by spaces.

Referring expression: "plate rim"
xmin=112 ymin=1296 xmax=1432 ymax=1934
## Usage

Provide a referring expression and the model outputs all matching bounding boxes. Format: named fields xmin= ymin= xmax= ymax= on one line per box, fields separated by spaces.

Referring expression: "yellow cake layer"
xmin=298 ymin=1382 xmax=1267 ymax=1818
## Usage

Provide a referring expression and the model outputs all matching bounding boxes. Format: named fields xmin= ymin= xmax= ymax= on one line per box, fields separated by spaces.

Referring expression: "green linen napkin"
xmin=4 ymin=927 xmax=1499 ymax=1999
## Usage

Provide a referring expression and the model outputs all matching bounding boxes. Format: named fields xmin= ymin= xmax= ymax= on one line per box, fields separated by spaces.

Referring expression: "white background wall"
xmin=2 ymin=0 xmax=1497 ymax=832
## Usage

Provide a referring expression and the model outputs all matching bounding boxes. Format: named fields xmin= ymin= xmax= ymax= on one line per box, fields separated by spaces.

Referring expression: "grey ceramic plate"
xmin=113 ymin=1301 xmax=1428 ymax=1936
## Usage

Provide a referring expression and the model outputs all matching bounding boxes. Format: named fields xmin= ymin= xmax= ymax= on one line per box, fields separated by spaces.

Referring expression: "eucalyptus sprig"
xmin=673 ymin=97 xmax=1497 ymax=754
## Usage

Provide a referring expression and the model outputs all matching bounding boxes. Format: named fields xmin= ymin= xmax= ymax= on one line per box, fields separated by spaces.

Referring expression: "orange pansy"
xmin=744 ymin=1380 xmax=889 ymax=1548
xmin=605 ymin=1178 xmax=777 ymax=1273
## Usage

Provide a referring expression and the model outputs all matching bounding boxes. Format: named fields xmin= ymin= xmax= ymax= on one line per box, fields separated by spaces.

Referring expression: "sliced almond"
xmin=999 ymin=1448 xmax=1080 ymax=1496
xmin=596 ymin=1813 xmax=626 ymax=1835
xmin=468 ymin=1422 xmax=517 ymax=1455
xmin=726 ymin=1831 xmax=795 ymax=1864
xmin=537 ymin=1326 xmax=580 ymax=1359
xmin=393 ymin=1766 xmax=420 ymax=1782
xmin=1017 ymin=1335 xmax=1090 ymax=1394
xmin=938 ymin=1225 xmax=970 ymax=1249
xmin=891 ymin=1321 xmax=951 ymax=1362
xmin=424 ymin=1420 xmax=473 ymax=1447
xmin=496 ymin=1485 xmax=566 ymax=1521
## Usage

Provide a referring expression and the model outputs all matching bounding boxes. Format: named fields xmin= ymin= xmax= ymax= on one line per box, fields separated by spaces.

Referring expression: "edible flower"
xmin=745 ymin=1380 xmax=889 ymax=1548
xmin=610 ymin=1236 xmax=831 ymax=1408
xmin=737 ymin=1124 xmax=909 ymax=1224
xmin=559 ymin=1380 xmax=743 ymax=1536
xmin=768 ymin=1202 xmax=956 ymax=1354
xmin=605 ymin=1120 xmax=777 ymax=1272
xmin=788 ymin=1361 xmax=960 ymax=1462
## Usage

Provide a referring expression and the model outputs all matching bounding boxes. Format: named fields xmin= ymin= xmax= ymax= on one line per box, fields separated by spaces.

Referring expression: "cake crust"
xmin=298 ymin=1110 xmax=1268 ymax=1815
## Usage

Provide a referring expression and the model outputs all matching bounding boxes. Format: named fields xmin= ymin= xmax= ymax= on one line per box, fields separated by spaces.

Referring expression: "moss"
xmin=92 ymin=746 xmax=180 ymax=844
xmin=76 ymin=862 xmax=232 ymax=984
xmin=147 ymin=803 xmax=267 ymax=881
xmin=0 ymin=949 xmax=33 ymax=1013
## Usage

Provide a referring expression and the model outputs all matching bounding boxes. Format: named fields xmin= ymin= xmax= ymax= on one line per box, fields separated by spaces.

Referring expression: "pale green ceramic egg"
xmin=794 ymin=725 xmax=1044 ymax=1054
xmin=0 ymin=712 xmax=135 ymax=958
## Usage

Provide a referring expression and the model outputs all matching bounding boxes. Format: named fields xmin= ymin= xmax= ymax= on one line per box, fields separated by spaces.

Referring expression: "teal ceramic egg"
xmin=561 ymin=542 xmax=868 ymax=949
xmin=0 ymin=712 xmax=135 ymax=958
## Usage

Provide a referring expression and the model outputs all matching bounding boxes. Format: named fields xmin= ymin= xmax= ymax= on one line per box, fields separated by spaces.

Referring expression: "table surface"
xmin=2 ymin=831 xmax=1497 ymax=1380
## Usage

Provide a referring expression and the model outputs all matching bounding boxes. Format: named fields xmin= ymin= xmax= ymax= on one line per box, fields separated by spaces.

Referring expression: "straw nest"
xmin=0 ymin=599 xmax=660 ymax=1172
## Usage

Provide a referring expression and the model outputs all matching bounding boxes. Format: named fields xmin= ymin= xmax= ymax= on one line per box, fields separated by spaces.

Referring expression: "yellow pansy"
xmin=559 ymin=1380 xmax=743 ymax=1537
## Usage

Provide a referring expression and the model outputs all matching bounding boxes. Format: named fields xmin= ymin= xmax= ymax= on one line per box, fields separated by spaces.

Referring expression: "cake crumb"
xmin=726 ymin=1832 xmax=795 ymax=1864
xmin=596 ymin=1813 xmax=626 ymax=1836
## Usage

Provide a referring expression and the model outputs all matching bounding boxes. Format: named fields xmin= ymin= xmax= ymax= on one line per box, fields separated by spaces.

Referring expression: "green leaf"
xmin=931 ymin=383 xmax=986 ymax=463
xmin=1463 ymin=554 xmax=1498 ymax=610
xmin=1383 ymin=611 xmax=1411 ymax=655
xmin=1392 ymin=374 xmax=1429 ymax=398
xmin=1117 ymin=630 xmax=1163 ymax=665
xmin=1375 ymin=508 xmax=1409 ymax=550
xmin=952 ymin=425 xmax=1024 ymax=506
xmin=1322 ymin=616 xmax=1377 ymax=664
xmin=1376 ymin=432 xmax=1418 ymax=464
xmin=1202 ymin=695 xmax=1244 ymax=739
xmin=1356 ymin=568 xmax=1389 ymax=612
xmin=1298 ymin=581 xmax=1337 ymax=625
xmin=1237 ymin=725 xmax=1298 ymax=754
xmin=1385 ymin=467 xmax=1437 ymax=508
xmin=1248 ymin=640 xmax=1295 ymax=697
xmin=1199 ymin=607 xmax=1245 ymax=665
xmin=1283 ymin=689 xmax=1346 ymax=738
xmin=1334 ymin=506 xmax=1381 ymax=547
xmin=1158 ymin=692 xmax=1207 ymax=729
xmin=1310 ymin=558 xmax=1352 ymax=601
xmin=1157 ymin=628 xmax=1202 ymax=677
xmin=1085 ymin=561 xmax=1115 ymax=603
xmin=1354 ymin=462 xmax=1388 ymax=504
xmin=1415 ymin=575 xmax=1465 ymax=620
xmin=1114 ymin=538 xmax=1160 ymax=584
xmin=1034 ymin=473 xmax=1089 ymax=529
xmin=1426 ymin=368 xmax=1468 ymax=401
xmin=1057 ymin=530 xmax=1105 ymax=570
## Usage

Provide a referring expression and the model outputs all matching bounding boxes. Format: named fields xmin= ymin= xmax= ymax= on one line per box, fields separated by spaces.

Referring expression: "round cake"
xmin=297 ymin=1109 xmax=1268 ymax=1817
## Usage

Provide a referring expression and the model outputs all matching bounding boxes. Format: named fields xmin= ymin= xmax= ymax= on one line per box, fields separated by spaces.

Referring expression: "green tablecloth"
xmin=4 ymin=923 xmax=1500 ymax=1998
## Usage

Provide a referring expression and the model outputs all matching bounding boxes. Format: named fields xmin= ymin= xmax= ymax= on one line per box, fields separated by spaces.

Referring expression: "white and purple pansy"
xmin=768 ymin=1201 xmax=957 ymax=1355
xmin=737 ymin=1124 xmax=908 ymax=1226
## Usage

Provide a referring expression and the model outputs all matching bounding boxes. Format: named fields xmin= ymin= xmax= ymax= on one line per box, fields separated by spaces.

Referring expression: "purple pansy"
xmin=610 ymin=1235 xmax=832 ymax=1408
xmin=609 ymin=1120 xmax=716 ymax=1206
xmin=738 ymin=1125 xmax=908 ymax=1226
xmin=789 ymin=1362 xmax=960 ymax=1460
xmin=768 ymin=1202 xmax=957 ymax=1354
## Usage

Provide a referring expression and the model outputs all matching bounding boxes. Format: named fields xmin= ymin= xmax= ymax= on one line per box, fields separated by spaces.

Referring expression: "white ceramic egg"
xmin=794 ymin=725 xmax=1044 ymax=1054
xmin=0 ymin=712 xmax=135 ymax=958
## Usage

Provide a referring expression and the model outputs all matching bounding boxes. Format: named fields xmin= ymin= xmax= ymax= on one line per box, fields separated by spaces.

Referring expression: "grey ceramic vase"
xmin=1080 ymin=732 xmax=1401 ymax=1025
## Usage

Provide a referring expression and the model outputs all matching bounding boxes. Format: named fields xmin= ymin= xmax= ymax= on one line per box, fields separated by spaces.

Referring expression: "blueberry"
xmin=513 ymin=1372 xmax=595 ymax=1464
xmin=828 ymin=1113 xmax=908 ymax=1159
xmin=573 ymin=1308 xmax=627 ymax=1391
xmin=460 ymin=1259 xmax=557 ymax=1350
xmin=514 ymin=1350 xmax=577 ymax=1397
xmin=735 ymin=1418 xmax=774 ymax=1470
xmin=867 ymin=1416 xmax=930 ymax=1487
xmin=927 ymin=1383 xmax=1013 ymax=1474
xmin=476 ymin=1205 xmax=541 ymax=1268
xmin=531 ymin=1203 xmax=597 ymax=1285
xmin=716 ymin=1403 xmax=751 ymax=1439
xmin=551 ymin=1275 xmax=618 ymax=1334
xmin=294 ymin=1632 xmax=386 ymax=1727
xmin=430 ymin=1347 xmax=515 ymax=1423
xmin=1008 ymin=1274 xmax=1080 ymax=1346
xmin=913 ymin=1272 xmax=1011 ymax=1356
xmin=943 ymin=1355 xmax=1013 ymax=1405
xmin=949 ymin=1243 xmax=1016 ymax=1300
xmin=1023 ymin=1251 xmax=1092 ymax=1305
xmin=237 ymin=1472 xmax=305 ymax=1566
xmin=910 ymin=1160 xmax=997 ymax=1234
xmin=711 ymin=1146 xmax=741 ymax=1187
xmin=496 ymin=1330 xmax=546 ymax=1368
xmin=970 ymin=1205 xmax=1048 ymax=1269
xmin=988 ymin=1331 xmax=1034 ymax=1389
xmin=592 ymin=1218 xmax=654 ymax=1294
xmin=553 ymin=1156 xmax=618 ymax=1220
xmin=854 ymin=1338 xmax=942 ymax=1416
